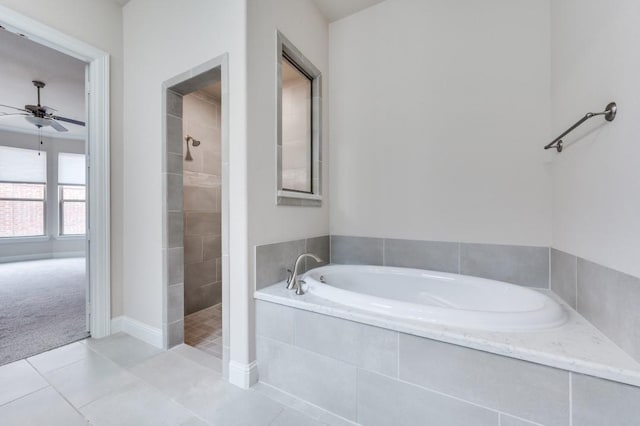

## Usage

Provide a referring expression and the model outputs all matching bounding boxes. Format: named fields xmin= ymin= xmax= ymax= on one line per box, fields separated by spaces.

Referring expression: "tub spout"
xmin=287 ymin=253 xmax=323 ymax=295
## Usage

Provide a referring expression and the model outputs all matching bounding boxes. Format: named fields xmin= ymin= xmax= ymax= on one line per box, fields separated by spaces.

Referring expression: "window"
xmin=0 ymin=146 xmax=47 ymax=238
xmin=276 ymin=31 xmax=322 ymax=206
xmin=58 ymin=153 xmax=86 ymax=236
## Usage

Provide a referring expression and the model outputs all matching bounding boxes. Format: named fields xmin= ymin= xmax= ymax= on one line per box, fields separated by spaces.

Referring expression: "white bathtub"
xmin=301 ymin=265 xmax=567 ymax=332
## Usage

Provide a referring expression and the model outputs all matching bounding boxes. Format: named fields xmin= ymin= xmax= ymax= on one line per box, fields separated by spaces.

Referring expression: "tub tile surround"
xmin=255 ymin=281 xmax=640 ymax=385
xmin=331 ymin=236 xmax=549 ymax=288
xmin=256 ymin=299 xmax=640 ymax=425
xmin=551 ymin=249 xmax=640 ymax=363
xmin=255 ymin=235 xmax=329 ymax=290
xmin=254 ymin=236 xmax=640 ymax=423
xmin=399 ymin=335 xmax=569 ymax=425
xmin=331 ymin=235 xmax=549 ymax=288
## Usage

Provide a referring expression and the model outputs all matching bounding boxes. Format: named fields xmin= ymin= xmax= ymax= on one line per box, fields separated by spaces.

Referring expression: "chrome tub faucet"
xmin=286 ymin=253 xmax=323 ymax=295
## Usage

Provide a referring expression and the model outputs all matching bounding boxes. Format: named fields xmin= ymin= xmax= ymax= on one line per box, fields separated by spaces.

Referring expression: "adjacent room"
xmin=0 ymin=28 xmax=88 ymax=365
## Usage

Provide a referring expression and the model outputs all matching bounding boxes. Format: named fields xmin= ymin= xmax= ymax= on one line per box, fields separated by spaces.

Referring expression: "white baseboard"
xmin=110 ymin=316 xmax=163 ymax=348
xmin=228 ymin=360 xmax=259 ymax=389
xmin=0 ymin=252 xmax=85 ymax=263
xmin=53 ymin=251 xmax=85 ymax=259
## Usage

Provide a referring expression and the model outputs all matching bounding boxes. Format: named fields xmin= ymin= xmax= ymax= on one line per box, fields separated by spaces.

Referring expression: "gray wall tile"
xmin=183 ymin=235 xmax=202 ymax=264
xmin=185 ymin=212 xmax=220 ymax=236
xmin=255 ymin=301 xmax=295 ymax=344
xmin=357 ymin=370 xmax=497 ymax=426
xmin=167 ymin=283 xmax=184 ymax=323
xmin=184 ymin=281 xmax=221 ymax=315
xmin=167 ymin=212 xmax=183 ymax=248
xmin=398 ymin=335 xmax=569 ymax=425
xmin=184 ymin=260 xmax=216 ymax=288
xmin=166 ymin=90 xmax=183 ymax=117
xmin=166 ymin=153 xmax=183 ymax=174
xmin=167 ymin=248 xmax=184 ymax=286
xmin=384 ymin=238 xmax=459 ymax=273
xmin=203 ymin=236 xmax=221 ymax=261
xmin=166 ymin=115 xmax=183 ymax=155
xmin=172 ymin=69 xmax=220 ymax=95
xmin=305 ymin=235 xmax=330 ymax=271
xmin=294 ymin=310 xmax=398 ymax=377
xmin=257 ymin=337 xmax=357 ymax=420
xmin=255 ymin=239 xmax=306 ymax=290
xmin=577 ymin=258 xmax=640 ymax=361
xmin=550 ymin=249 xmax=577 ymax=308
xmin=330 ymin=235 xmax=383 ymax=265
xmin=183 ymin=185 xmax=216 ymax=212
xmin=460 ymin=243 xmax=549 ymax=288
xmin=572 ymin=373 xmax=640 ymax=426
xmin=166 ymin=320 xmax=184 ymax=348
xmin=166 ymin=173 xmax=183 ymax=212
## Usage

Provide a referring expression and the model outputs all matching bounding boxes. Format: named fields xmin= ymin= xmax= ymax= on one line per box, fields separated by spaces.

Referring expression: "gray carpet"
xmin=0 ymin=258 xmax=89 ymax=366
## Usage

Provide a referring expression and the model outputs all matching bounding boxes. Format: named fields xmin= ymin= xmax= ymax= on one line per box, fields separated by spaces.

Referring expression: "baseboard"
xmin=52 ymin=251 xmax=85 ymax=259
xmin=228 ymin=360 xmax=259 ymax=389
xmin=0 ymin=252 xmax=85 ymax=263
xmin=110 ymin=316 xmax=163 ymax=348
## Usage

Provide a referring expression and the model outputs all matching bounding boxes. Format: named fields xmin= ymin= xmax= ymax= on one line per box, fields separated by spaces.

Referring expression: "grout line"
xmin=382 ymin=238 xmax=386 ymax=266
xmin=575 ymin=255 xmax=578 ymax=311
xmin=25 ymin=358 xmax=88 ymax=420
xmin=0 ymin=380 xmax=49 ymax=409
xmin=396 ymin=332 xmax=400 ymax=379
xmin=548 ymin=247 xmax=551 ymax=290
xmin=569 ymin=372 xmax=573 ymax=426
xmin=355 ymin=367 xmax=359 ymax=423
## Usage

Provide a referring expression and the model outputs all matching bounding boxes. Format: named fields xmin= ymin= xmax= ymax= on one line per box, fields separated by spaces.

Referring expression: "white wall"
xmin=329 ymin=0 xmax=552 ymax=247
xmin=247 ymin=0 xmax=329 ymax=245
xmin=122 ymin=0 xmax=247 ymax=341
xmin=247 ymin=0 xmax=329 ymax=356
xmin=0 ymin=0 xmax=125 ymax=316
xmin=551 ymin=0 xmax=640 ymax=278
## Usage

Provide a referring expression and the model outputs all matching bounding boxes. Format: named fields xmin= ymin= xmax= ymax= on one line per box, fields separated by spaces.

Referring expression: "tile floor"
xmin=184 ymin=304 xmax=223 ymax=359
xmin=0 ymin=333 xmax=343 ymax=425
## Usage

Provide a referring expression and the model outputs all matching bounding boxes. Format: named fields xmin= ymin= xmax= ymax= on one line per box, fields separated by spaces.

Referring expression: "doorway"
xmin=0 ymin=7 xmax=111 ymax=363
xmin=162 ymin=57 xmax=229 ymax=376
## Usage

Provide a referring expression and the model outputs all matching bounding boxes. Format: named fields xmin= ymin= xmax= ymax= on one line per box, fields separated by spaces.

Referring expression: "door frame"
xmin=0 ymin=5 xmax=111 ymax=337
xmin=161 ymin=55 xmax=230 ymax=374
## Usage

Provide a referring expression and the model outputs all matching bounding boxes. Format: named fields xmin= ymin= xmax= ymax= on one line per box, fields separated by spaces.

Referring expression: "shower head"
xmin=184 ymin=135 xmax=200 ymax=161
xmin=185 ymin=135 xmax=200 ymax=146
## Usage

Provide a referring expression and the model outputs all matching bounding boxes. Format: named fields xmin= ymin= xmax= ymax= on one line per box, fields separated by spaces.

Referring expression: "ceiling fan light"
xmin=25 ymin=116 xmax=50 ymax=128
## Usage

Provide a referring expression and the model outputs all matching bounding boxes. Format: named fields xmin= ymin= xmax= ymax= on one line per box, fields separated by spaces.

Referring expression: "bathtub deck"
xmin=256 ymin=282 xmax=640 ymax=387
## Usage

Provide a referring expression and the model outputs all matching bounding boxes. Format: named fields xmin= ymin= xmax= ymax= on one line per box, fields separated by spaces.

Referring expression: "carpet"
xmin=0 ymin=257 xmax=89 ymax=365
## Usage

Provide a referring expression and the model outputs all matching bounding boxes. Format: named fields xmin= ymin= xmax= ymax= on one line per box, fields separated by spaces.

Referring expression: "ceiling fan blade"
xmin=0 ymin=104 xmax=29 ymax=113
xmin=0 ymin=113 xmax=29 ymax=118
xmin=49 ymin=119 xmax=68 ymax=132
xmin=53 ymin=115 xmax=85 ymax=127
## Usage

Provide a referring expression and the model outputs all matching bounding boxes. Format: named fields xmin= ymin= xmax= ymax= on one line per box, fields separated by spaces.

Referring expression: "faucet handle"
xmin=286 ymin=269 xmax=293 ymax=286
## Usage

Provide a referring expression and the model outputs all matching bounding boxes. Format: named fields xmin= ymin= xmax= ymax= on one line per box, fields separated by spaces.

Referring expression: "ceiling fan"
xmin=0 ymin=80 xmax=85 ymax=132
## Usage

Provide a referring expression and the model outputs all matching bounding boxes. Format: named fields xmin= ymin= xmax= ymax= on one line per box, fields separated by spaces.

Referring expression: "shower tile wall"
xmin=183 ymin=90 xmax=222 ymax=315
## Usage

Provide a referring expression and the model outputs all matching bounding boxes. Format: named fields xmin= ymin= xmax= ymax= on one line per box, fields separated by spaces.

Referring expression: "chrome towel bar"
xmin=545 ymin=102 xmax=617 ymax=152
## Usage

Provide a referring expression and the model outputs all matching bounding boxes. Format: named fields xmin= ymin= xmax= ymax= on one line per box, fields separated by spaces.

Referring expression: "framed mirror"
xmin=276 ymin=31 xmax=322 ymax=206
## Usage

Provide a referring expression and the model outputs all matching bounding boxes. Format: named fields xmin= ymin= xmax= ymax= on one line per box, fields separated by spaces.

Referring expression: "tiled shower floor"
xmin=184 ymin=304 xmax=223 ymax=359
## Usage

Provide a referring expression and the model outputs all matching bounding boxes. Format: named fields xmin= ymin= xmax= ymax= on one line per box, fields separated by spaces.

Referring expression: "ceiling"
xmin=0 ymin=28 xmax=86 ymax=140
xmin=312 ymin=0 xmax=387 ymax=22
